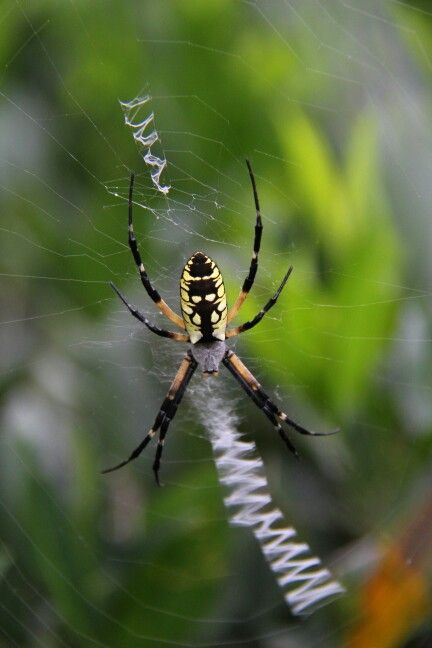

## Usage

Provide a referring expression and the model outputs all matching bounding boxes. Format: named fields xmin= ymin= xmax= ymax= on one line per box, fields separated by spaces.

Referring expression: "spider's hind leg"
xmin=222 ymin=352 xmax=299 ymax=456
xmin=223 ymin=350 xmax=337 ymax=453
xmin=151 ymin=355 xmax=197 ymax=485
xmin=102 ymin=352 xmax=197 ymax=482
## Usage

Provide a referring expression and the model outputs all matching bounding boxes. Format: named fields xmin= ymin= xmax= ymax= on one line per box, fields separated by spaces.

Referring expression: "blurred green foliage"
xmin=1 ymin=2 xmax=432 ymax=647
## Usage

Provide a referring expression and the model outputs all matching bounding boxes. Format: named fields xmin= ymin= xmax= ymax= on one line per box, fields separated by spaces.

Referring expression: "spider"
xmin=103 ymin=161 xmax=334 ymax=484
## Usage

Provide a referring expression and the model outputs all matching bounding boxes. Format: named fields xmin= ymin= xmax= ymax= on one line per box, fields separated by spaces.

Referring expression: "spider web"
xmin=1 ymin=1 xmax=432 ymax=646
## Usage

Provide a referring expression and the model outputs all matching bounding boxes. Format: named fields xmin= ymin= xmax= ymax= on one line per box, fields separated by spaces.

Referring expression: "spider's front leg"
xmin=126 ymin=172 xmax=185 ymax=330
xmin=102 ymin=352 xmax=197 ymax=484
xmin=223 ymin=350 xmax=337 ymax=455
xmin=227 ymin=160 xmax=263 ymax=323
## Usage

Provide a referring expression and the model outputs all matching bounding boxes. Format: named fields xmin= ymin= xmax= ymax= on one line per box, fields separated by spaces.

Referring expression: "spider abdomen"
xmin=180 ymin=252 xmax=227 ymax=344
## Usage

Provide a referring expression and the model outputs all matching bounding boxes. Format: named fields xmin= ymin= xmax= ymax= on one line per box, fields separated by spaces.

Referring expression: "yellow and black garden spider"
xmin=103 ymin=161 xmax=333 ymax=484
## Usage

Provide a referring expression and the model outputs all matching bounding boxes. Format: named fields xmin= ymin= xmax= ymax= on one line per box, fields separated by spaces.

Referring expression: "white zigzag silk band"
xmin=196 ymin=387 xmax=344 ymax=615
xmin=119 ymin=95 xmax=170 ymax=195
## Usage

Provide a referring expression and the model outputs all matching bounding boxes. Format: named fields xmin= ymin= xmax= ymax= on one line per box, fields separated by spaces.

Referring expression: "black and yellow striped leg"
xmin=227 ymin=160 xmax=263 ymax=323
xmin=226 ymin=265 xmax=293 ymax=338
xmin=152 ymin=355 xmax=196 ymax=485
xmin=102 ymin=353 xmax=197 ymax=478
xmin=223 ymin=351 xmax=299 ymax=457
xmin=111 ymin=282 xmax=189 ymax=342
xmin=223 ymin=350 xmax=336 ymax=449
xmin=127 ymin=173 xmax=185 ymax=329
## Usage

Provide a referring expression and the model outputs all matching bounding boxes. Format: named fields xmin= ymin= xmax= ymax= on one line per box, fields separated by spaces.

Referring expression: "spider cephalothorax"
xmin=103 ymin=161 xmax=334 ymax=485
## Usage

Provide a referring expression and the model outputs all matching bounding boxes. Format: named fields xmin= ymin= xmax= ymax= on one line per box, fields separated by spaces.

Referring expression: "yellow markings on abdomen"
xmin=180 ymin=251 xmax=227 ymax=343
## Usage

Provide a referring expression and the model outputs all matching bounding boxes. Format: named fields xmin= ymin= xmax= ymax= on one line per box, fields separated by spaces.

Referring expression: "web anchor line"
xmin=119 ymin=94 xmax=170 ymax=195
xmin=200 ymin=393 xmax=344 ymax=616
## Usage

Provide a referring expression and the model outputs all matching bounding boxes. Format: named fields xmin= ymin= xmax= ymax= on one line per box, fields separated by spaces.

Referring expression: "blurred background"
xmin=1 ymin=1 xmax=432 ymax=646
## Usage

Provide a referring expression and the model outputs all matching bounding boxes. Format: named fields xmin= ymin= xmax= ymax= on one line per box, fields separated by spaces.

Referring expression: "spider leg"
xmin=152 ymin=354 xmax=196 ymax=485
xmin=223 ymin=350 xmax=337 ymax=444
xmin=111 ymin=282 xmax=189 ymax=342
xmin=227 ymin=160 xmax=263 ymax=323
xmin=152 ymin=417 xmax=170 ymax=486
xmin=127 ymin=173 xmax=185 ymax=329
xmin=223 ymin=351 xmax=299 ymax=457
xmin=225 ymin=265 xmax=293 ymax=338
xmin=102 ymin=353 xmax=197 ymax=478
